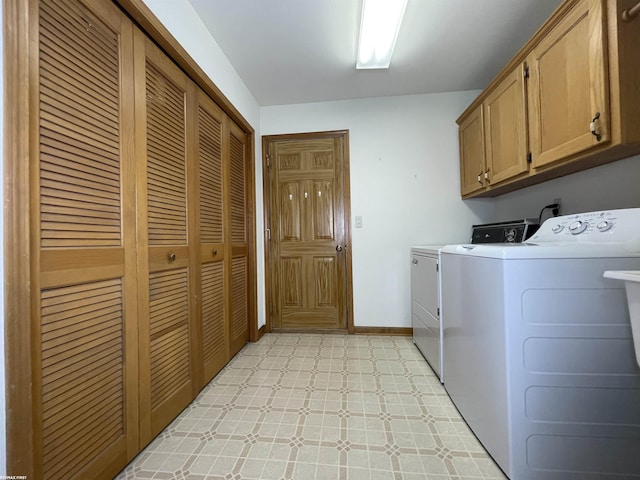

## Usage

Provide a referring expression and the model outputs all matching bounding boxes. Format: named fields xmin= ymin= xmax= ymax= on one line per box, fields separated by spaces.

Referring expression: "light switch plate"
xmin=355 ymin=216 xmax=363 ymax=228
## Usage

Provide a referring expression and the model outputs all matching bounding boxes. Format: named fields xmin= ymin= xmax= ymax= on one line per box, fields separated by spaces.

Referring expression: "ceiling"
xmin=187 ymin=0 xmax=563 ymax=107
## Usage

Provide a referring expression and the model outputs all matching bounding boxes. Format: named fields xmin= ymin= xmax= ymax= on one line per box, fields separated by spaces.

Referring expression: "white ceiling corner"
xmin=187 ymin=0 xmax=564 ymax=107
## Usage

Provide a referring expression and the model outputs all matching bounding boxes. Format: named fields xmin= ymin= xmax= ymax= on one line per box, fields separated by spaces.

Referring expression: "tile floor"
xmin=115 ymin=334 xmax=507 ymax=480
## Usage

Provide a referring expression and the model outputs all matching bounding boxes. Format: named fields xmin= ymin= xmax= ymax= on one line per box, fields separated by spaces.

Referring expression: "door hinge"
xmin=437 ymin=307 xmax=440 ymax=317
xmin=266 ymin=154 xmax=271 ymax=168
xmin=527 ymin=152 xmax=532 ymax=163
xmin=436 ymin=263 xmax=439 ymax=272
xmin=266 ymin=227 xmax=271 ymax=240
xmin=524 ymin=65 xmax=530 ymax=79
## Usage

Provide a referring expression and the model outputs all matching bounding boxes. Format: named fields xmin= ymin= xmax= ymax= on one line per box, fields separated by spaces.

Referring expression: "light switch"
xmin=355 ymin=216 xmax=363 ymax=228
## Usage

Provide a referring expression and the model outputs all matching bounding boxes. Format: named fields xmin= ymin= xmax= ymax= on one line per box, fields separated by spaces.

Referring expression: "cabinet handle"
xmin=212 ymin=249 xmax=218 ymax=257
xmin=622 ymin=2 xmax=640 ymax=22
xmin=590 ymin=112 xmax=602 ymax=141
xmin=477 ymin=172 xmax=483 ymax=184
xmin=484 ymin=170 xmax=490 ymax=183
xmin=167 ymin=253 xmax=176 ymax=263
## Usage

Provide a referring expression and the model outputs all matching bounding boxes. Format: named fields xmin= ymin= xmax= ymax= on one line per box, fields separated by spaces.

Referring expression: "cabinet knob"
xmin=212 ymin=249 xmax=218 ymax=257
xmin=590 ymin=112 xmax=602 ymax=141
xmin=167 ymin=253 xmax=176 ymax=263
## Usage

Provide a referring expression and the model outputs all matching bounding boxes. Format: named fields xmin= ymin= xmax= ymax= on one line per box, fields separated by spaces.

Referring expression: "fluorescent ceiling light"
xmin=357 ymin=0 xmax=408 ymax=69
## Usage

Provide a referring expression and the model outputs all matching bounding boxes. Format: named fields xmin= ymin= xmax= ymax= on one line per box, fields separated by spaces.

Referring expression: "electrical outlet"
xmin=553 ymin=197 xmax=561 ymax=206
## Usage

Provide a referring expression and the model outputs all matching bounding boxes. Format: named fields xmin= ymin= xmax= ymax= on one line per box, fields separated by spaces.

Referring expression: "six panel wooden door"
xmin=268 ymin=136 xmax=348 ymax=330
xmin=35 ymin=0 xmax=138 ymax=477
xmin=135 ymin=33 xmax=200 ymax=444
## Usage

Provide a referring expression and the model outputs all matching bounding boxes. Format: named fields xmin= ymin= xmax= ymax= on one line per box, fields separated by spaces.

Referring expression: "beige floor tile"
xmin=115 ymin=333 xmax=506 ymax=480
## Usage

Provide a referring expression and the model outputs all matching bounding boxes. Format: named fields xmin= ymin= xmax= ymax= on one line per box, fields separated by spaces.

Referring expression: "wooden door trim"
xmin=4 ymin=0 xmax=35 ymax=475
xmin=262 ymin=130 xmax=354 ymax=334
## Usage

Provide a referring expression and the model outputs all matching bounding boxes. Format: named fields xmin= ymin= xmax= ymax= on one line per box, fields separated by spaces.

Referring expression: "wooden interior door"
xmin=195 ymin=90 xmax=229 ymax=384
xmin=267 ymin=133 xmax=350 ymax=330
xmin=34 ymin=0 xmax=139 ymax=477
xmin=228 ymin=122 xmax=251 ymax=355
xmin=527 ymin=0 xmax=609 ymax=168
xmin=135 ymin=33 xmax=199 ymax=445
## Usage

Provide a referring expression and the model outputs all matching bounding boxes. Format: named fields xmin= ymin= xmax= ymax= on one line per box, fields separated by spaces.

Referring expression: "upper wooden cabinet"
xmin=528 ymin=0 xmax=608 ymax=168
xmin=457 ymin=0 xmax=640 ymax=198
xmin=459 ymin=105 xmax=486 ymax=196
xmin=484 ymin=64 xmax=529 ymax=186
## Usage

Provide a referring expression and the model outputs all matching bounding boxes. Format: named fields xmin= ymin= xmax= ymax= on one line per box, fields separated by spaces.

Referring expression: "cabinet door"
xmin=459 ymin=105 xmax=486 ymax=196
xmin=483 ymin=65 xmax=529 ymax=185
xmin=196 ymin=90 xmax=229 ymax=385
xmin=35 ymin=0 xmax=139 ymax=477
xmin=527 ymin=0 xmax=609 ymax=168
xmin=135 ymin=33 xmax=199 ymax=445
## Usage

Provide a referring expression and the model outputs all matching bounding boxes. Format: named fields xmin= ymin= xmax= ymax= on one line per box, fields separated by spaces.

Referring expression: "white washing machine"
xmin=441 ymin=208 xmax=640 ymax=480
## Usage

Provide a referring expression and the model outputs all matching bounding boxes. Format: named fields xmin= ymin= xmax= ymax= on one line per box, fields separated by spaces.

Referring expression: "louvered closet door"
xmin=134 ymin=33 xmax=199 ymax=444
xmin=228 ymin=121 xmax=250 ymax=357
xmin=196 ymin=90 xmax=229 ymax=384
xmin=35 ymin=0 xmax=138 ymax=478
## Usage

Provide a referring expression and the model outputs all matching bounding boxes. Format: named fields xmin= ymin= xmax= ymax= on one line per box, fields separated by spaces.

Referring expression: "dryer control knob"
xmin=569 ymin=220 xmax=588 ymax=235
xmin=597 ymin=220 xmax=612 ymax=232
xmin=552 ymin=224 xmax=564 ymax=233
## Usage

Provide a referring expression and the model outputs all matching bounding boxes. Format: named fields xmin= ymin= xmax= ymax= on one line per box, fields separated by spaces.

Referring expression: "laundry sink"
xmin=604 ymin=271 xmax=640 ymax=367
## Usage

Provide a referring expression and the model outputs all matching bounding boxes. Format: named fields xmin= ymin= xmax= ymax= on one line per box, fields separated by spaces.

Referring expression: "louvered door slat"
xmin=42 ymin=94 xmax=119 ymax=138
xmin=39 ymin=31 xmax=118 ymax=107
xmin=230 ymin=133 xmax=246 ymax=244
xmin=41 ymin=151 xmax=119 ymax=186
xmin=41 ymin=134 xmax=119 ymax=173
xmin=41 ymin=0 xmax=119 ymax=64
xmin=146 ymin=59 xmax=187 ymax=246
xmin=148 ymin=269 xmax=190 ymax=411
xmin=231 ymin=257 xmax=248 ymax=346
xmin=40 ymin=63 xmax=119 ymax=115
xmin=201 ymin=262 xmax=226 ymax=380
xmin=44 ymin=373 xmax=121 ymax=442
xmin=198 ymin=106 xmax=223 ymax=243
xmin=39 ymin=24 xmax=122 ymax=252
xmin=40 ymin=279 xmax=125 ymax=479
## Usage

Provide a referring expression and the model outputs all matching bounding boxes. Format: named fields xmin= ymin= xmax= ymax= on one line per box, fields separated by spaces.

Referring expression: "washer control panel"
xmin=527 ymin=208 xmax=640 ymax=244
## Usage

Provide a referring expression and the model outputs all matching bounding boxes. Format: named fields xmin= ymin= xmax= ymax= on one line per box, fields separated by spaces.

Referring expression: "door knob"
xmin=167 ymin=253 xmax=176 ymax=263
xmin=336 ymin=245 xmax=343 ymax=252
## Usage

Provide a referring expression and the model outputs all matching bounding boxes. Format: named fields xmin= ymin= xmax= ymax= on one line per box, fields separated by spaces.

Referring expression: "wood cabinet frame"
xmin=3 ymin=0 xmax=258 ymax=477
xmin=457 ymin=0 xmax=640 ymax=198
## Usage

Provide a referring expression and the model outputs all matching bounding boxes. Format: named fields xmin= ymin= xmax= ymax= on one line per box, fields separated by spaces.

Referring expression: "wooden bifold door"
xmin=5 ymin=0 xmax=255 ymax=478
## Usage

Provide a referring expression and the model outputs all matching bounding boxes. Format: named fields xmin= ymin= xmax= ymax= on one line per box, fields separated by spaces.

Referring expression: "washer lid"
xmin=441 ymin=242 xmax=640 ymax=259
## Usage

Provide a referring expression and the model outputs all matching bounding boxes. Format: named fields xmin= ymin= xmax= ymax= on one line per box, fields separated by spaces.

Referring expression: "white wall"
xmin=141 ymin=0 xmax=267 ymax=327
xmin=261 ymin=92 xmax=495 ymax=328
xmin=494 ymin=154 xmax=640 ymax=221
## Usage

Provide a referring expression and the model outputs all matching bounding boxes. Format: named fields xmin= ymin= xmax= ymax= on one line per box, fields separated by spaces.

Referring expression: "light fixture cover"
xmin=357 ymin=0 xmax=408 ymax=69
